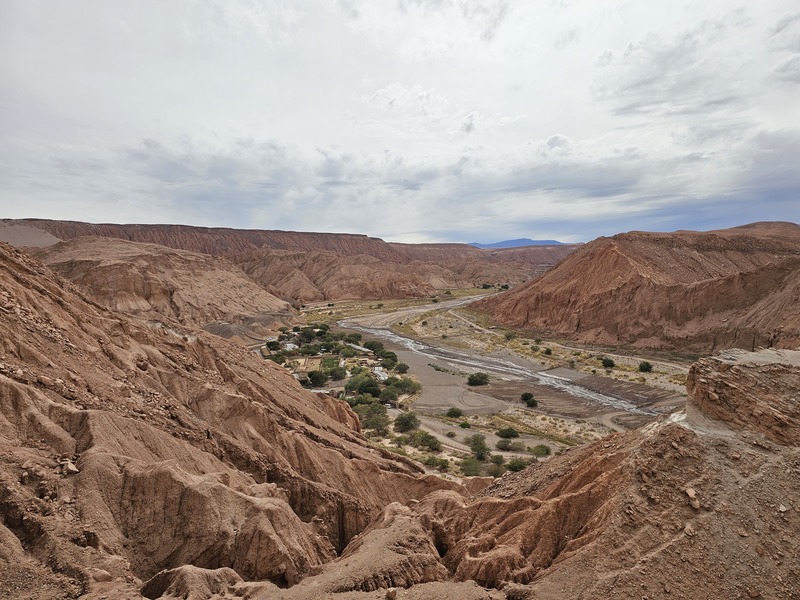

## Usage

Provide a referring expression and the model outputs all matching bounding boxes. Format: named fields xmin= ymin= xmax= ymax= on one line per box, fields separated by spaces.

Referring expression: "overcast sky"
xmin=1 ymin=1 xmax=799 ymax=243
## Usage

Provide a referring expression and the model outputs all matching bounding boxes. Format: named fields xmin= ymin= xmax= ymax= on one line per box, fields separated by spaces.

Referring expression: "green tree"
xmin=459 ymin=421 xmax=471 ymax=429
xmin=446 ymin=407 xmax=463 ymax=418
xmin=543 ymin=347 xmax=552 ymax=356
xmin=393 ymin=411 xmax=420 ymax=432
xmin=307 ymin=370 xmax=328 ymax=387
xmin=601 ymin=357 xmax=615 ymax=369
xmin=464 ymin=434 xmax=489 ymax=460
xmin=363 ymin=340 xmax=385 ymax=354
xmin=395 ymin=376 xmax=421 ymax=395
xmin=266 ymin=340 xmax=281 ymax=351
xmin=638 ymin=361 xmax=653 ymax=372
xmin=328 ymin=366 xmax=347 ymax=381
xmin=345 ymin=374 xmax=381 ymax=398
xmin=379 ymin=387 xmax=399 ymax=404
xmin=353 ymin=403 xmax=389 ymax=434
xmin=395 ymin=363 xmax=409 ymax=374
xmin=467 ymin=372 xmax=489 ymax=386
xmin=490 ymin=454 xmax=505 ymax=465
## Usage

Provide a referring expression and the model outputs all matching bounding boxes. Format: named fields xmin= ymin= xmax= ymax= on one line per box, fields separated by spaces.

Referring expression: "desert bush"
xmin=601 ymin=357 xmax=615 ymax=369
xmin=446 ymin=407 xmax=463 ymax=418
xmin=467 ymin=372 xmax=489 ymax=386
xmin=460 ymin=457 xmax=482 ymax=476
xmin=506 ymin=458 xmax=529 ymax=472
xmin=530 ymin=444 xmax=552 ymax=457
xmin=638 ymin=361 xmax=653 ymax=372
xmin=495 ymin=439 xmax=512 ymax=451
xmin=496 ymin=427 xmax=520 ymax=439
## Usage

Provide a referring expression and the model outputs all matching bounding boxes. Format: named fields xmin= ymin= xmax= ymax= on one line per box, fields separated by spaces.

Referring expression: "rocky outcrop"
xmin=687 ymin=348 xmax=800 ymax=445
xmin=475 ymin=222 xmax=800 ymax=352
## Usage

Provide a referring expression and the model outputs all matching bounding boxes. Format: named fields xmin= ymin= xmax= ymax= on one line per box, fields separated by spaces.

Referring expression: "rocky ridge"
xmin=474 ymin=222 xmax=800 ymax=352
xmin=3 ymin=219 xmax=578 ymax=303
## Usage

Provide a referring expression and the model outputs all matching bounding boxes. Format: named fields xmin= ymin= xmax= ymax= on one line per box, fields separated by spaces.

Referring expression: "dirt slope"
xmin=0 ymin=242 xmax=463 ymax=599
xmin=474 ymin=222 xmax=800 ymax=352
xmin=35 ymin=236 xmax=292 ymax=330
xmin=5 ymin=219 xmax=577 ymax=303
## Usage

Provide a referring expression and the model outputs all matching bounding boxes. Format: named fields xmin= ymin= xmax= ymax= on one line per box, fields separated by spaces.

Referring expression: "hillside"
xmin=474 ymin=222 xmax=800 ymax=352
xmin=3 ymin=219 xmax=578 ymax=303
xmin=35 ymin=236 xmax=293 ymax=331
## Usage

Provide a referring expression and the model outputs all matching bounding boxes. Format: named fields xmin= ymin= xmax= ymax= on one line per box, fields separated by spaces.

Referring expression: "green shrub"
xmin=460 ymin=457 xmax=482 ymax=476
xmin=467 ymin=372 xmax=489 ymax=386
xmin=495 ymin=439 xmax=513 ymax=451
xmin=507 ymin=458 xmax=529 ymax=472
xmin=446 ymin=407 xmax=463 ymax=418
xmin=543 ymin=348 xmax=552 ymax=356
xmin=423 ymin=455 xmax=449 ymax=471
xmin=395 ymin=363 xmax=409 ymax=374
xmin=445 ymin=431 xmax=456 ymax=438
xmin=496 ymin=427 xmax=520 ymax=439
xmin=638 ymin=361 xmax=653 ymax=372
xmin=486 ymin=463 xmax=506 ymax=478
xmin=407 ymin=430 xmax=441 ymax=451
xmin=530 ymin=444 xmax=552 ymax=457
xmin=601 ymin=357 xmax=615 ymax=369
xmin=490 ymin=454 xmax=505 ymax=465
xmin=459 ymin=421 xmax=471 ymax=429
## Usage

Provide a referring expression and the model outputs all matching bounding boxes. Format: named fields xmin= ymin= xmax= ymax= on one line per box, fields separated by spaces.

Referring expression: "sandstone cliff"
xmin=474 ymin=222 xmax=800 ymax=352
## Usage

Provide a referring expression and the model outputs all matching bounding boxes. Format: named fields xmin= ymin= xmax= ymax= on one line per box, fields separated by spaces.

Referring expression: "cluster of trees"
xmin=345 ymin=369 xmax=422 ymax=437
xmin=458 ymin=433 xmax=532 ymax=477
xmin=361 ymin=340 xmax=408 ymax=372
xmin=266 ymin=324 xmax=364 ymax=366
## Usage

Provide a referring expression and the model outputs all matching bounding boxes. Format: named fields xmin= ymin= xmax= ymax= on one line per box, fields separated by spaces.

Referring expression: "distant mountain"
xmin=469 ymin=238 xmax=565 ymax=249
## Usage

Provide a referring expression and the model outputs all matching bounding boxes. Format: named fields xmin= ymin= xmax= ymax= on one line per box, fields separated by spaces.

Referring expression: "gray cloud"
xmin=1 ymin=0 xmax=798 ymax=243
